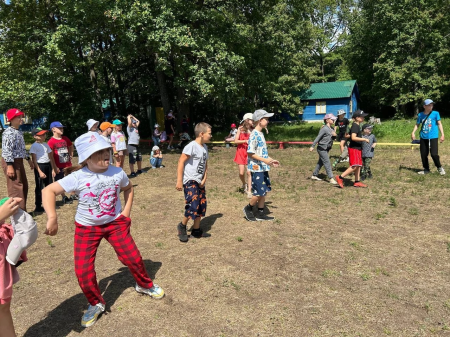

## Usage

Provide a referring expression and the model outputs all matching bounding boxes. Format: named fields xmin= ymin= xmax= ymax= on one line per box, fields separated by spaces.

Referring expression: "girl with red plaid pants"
xmin=43 ymin=132 xmax=164 ymax=328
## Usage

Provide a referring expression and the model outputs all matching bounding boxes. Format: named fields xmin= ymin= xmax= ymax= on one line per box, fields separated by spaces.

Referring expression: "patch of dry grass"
xmin=3 ymin=144 xmax=450 ymax=336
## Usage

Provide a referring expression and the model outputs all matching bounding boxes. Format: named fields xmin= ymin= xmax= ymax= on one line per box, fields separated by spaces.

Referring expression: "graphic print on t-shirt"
xmin=197 ymin=152 xmax=207 ymax=176
xmin=82 ymin=179 xmax=120 ymax=218
xmin=57 ymin=144 xmax=69 ymax=163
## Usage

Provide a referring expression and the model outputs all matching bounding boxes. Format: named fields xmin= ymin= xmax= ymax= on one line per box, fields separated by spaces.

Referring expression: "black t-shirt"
xmin=165 ymin=118 xmax=176 ymax=134
xmin=348 ymin=122 xmax=362 ymax=149
xmin=335 ymin=118 xmax=349 ymax=135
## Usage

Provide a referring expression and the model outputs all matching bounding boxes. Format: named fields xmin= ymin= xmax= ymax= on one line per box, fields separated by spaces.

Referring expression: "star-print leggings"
xmin=74 ymin=215 xmax=153 ymax=306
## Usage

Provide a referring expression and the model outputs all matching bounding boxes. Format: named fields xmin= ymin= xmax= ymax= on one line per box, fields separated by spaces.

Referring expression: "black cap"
xmin=361 ymin=124 xmax=374 ymax=131
xmin=352 ymin=109 xmax=368 ymax=118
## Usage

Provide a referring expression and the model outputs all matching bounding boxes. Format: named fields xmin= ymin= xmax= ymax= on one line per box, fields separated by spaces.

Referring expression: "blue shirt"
xmin=417 ymin=111 xmax=441 ymax=139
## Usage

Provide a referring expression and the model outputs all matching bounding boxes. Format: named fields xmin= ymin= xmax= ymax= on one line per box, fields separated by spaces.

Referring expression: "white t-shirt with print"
xmin=247 ymin=129 xmax=270 ymax=172
xmin=29 ymin=142 xmax=52 ymax=163
xmin=57 ymin=166 xmax=130 ymax=226
xmin=111 ymin=131 xmax=127 ymax=151
xmin=182 ymin=141 xmax=208 ymax=184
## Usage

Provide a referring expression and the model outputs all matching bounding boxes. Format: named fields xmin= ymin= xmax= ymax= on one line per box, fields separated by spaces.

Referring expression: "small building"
xmin=0 ymin=111 xmax=46 ymax=132
xmin=298 ymin=80 xmax=360 ymax=121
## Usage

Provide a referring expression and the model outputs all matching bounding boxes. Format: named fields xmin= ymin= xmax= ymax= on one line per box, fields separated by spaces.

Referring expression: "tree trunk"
xmin=154 ymin=54 xmax=171 ymax=115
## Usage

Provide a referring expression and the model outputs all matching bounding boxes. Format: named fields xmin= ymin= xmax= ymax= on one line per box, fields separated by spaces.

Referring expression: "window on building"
xmin=315 ymin=101 xmax=326 ymax=114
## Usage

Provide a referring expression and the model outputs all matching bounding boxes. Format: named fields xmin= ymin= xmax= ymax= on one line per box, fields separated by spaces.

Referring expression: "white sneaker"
xmin=135 ymin=283 xmax=165 ymax=299
xmin=311 ymin=175 xmax=322 ymax=181
xmin=418 ymin=170 xmax=430 ymax=175
xmin=329 ymin=178 xmax=338 ymax=185
xmin=438 ymin=167 xmax=446 ymax=175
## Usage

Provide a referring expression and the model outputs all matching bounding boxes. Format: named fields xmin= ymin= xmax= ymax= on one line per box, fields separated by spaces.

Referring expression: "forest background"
xmin=1 ymin=0 xmax=449 ymax=138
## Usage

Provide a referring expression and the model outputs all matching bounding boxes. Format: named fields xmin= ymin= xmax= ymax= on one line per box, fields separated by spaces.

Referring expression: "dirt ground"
xmin=3 ymin=144 xmax=450 ymax=337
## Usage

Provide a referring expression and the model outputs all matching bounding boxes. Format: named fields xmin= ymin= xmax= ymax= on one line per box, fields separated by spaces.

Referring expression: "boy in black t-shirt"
xmin=333 ymin=109 xmax=350 ymax=167
xmin=335 ymin=110 xmax=370 ymax=188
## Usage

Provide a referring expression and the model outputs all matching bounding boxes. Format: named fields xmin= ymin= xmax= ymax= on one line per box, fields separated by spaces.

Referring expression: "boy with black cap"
xmin=30 ymin=128 xmax=58 ymax=212
xmin=361 ymin=124 xmax=377 ymax=180
xmin=243 ymin=109 xmax=280 ymax=221
xmin=47 ymin=121 xmax=74 ymax=204
xmin=1 ymin=109 xmax=34 ymax=211
xmin=335 ymin=110 xmax=370 ymax=188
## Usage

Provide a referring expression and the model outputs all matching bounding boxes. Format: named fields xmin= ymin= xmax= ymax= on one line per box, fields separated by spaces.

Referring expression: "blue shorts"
xmin=250 ymin=171 xmax=271 ymax=197
xmin=183 ymin=181 xmax=207 ymax=220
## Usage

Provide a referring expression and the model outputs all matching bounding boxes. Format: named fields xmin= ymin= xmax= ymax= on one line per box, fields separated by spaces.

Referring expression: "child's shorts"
xmin=250 ymin=171 xmax=271 ymax=197
xmin=183 ymin=181 xmax=207 ymax=220
xmin=127 ymin=144 xmax=142 ymax=163
xmin=348 ymin=147 xmax=362 ymax=167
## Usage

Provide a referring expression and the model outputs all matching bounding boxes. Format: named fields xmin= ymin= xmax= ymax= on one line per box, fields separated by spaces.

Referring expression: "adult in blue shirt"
xmin=411 ymin=99 xmax=445 ymax=175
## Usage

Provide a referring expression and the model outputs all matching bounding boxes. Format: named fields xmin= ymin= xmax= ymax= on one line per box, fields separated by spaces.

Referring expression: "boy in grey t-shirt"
xmin=361 ymin=124 xmax=377 ymax=180
xmin=126 ymin=114 xmax=143 ymax=177
xmin=176 ymin=122 xmax=212 ymax=242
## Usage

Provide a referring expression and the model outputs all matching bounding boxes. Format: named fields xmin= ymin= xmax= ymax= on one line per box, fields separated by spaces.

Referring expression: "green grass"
xmin=213 ymin=118 xmax=450 ymax=143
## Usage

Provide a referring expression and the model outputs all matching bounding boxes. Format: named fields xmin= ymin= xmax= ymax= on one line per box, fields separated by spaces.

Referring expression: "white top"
xmin=182 ymin=141 xmax=208 ymax=184
xmin=57 ymin=166 xmax=130 ymax=226
xmin=110 ymin=131 xmax=127 ymax=151
xmin=29 ymin=142 xmax=52 ymax=163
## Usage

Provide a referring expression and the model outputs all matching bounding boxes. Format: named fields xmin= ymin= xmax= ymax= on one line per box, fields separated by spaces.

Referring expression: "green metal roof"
xmin=299 ymin=80 xmax=357 ymax=100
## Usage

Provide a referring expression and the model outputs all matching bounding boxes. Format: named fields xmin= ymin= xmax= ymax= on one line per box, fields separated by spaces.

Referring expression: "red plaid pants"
xmin=74 ymin=215 xmax=153 ymax=306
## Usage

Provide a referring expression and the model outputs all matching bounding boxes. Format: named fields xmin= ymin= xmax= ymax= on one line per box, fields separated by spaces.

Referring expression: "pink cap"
xmin=324 ymin=113 xmax=337 ymax=121
xmin=231 ymin=123 xmax=236 ymax=128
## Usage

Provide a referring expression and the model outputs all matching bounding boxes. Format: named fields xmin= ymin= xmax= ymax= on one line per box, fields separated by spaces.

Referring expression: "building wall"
xmin=0 ymin=114 xmax=47 ymax=131
xmin=301 ymin=97 xmax=352 ymax=121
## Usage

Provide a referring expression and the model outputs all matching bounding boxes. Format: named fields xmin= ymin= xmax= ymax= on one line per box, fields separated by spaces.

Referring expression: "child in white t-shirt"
xmin=29 ymin=128 xmax=58 ymax=213
xmin=110 ymin=119 xmax=127 ymax=168
xmin=176 ymin=122 xmax=212 ymax=242
xmin=42 ymin=132 xmax=164 ymax=328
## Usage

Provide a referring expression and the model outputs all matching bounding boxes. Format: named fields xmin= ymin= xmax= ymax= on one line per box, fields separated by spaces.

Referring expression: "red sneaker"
xmin=353 ymin=182 xmax=368 ymax=188
xmin=335 ymin=175 xmax=344 ymax=188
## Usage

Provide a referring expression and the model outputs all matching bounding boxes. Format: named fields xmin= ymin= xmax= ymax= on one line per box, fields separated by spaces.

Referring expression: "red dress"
xmin=233 ymin=132 xmax=250 ymax=165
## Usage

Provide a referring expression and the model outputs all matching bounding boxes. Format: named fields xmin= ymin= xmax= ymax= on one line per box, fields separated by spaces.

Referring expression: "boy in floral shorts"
xmin=176 ymin=123 xmax=212 ymax=242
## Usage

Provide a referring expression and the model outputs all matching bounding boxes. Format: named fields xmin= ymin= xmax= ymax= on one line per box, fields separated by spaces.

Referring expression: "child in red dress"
xmin=233 ymin=113 xmax=254 ymax=197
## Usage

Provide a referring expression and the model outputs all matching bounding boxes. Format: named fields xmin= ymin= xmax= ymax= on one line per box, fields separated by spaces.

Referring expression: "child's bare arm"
xmin=43 ymin=182 xmax=66 ymax=236
xmin=176 ymin=154 xmax=190 ymax=190
xmin=248 ymin=153 xmax=280 ymax=167
xmin=31 ymin=154 xmax=44 ymax=177
xmin=121 ymin=183 xmax=134 ymax=218
xmin=351 ymin=133 xmax=369 ymax=143
xmin=200 ymin=162 xmax=208 ymax=187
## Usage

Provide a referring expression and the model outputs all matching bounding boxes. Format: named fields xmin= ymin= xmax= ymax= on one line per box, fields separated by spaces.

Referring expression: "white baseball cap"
xmin=424 ymin=99 xmax=434 ymax=105
xmin=75 ymin=132 xmax=112 ymax=163
xmin=252 ymin=109 xmax=274 ymax=122
xmin=152 ymin=145 xmax=160 ymax=151
xmin=86 ymin=119 xmax=99 ymax=130
xmin=154 ymin=124 xmax=160 ymax=128
xmin=337 ymin=109 xmax=345 ymax=116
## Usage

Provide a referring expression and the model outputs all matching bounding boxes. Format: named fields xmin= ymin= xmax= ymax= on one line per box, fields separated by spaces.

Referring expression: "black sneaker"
xmin=177 ymin=223 xmax=188 ymax=242
xmin=130 ymin=172 xmax=137 ymax=178
xmin=255 ymin=212 xmax=275 ymax=221
xmin=70 ymin=194 xmax=79 ymax=201
xmin=33 ymin=206 xmax=45 ymax=213
xmin=360 ymin=175 xmax=366 ymax=181
xmin=367 ymin=173 xmax=373 ymax=179
xmin=191 ymin=228 xmax=203 ymax=238
xmin=136 ymin=170 xmax=143 ymax=175
xmin=63 ymin=196 xmax=72 ymax=205
xmin=243 ymin=205 xmax=256 ymax=221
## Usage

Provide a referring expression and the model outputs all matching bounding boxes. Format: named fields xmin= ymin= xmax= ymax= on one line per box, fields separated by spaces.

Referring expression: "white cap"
xmin=154 ymin=124 xmax=160 ymax=128
xmin=337 ymin=109 xmax=345 ymax=116
xmin=75 ymin=132 xmax=112 ymax=163
xmin=168 ymin=113 xmax=173 ymax=118
xmin=86 ymin=119 xmax=99 ymax=130
xmin=243 ymin=113 xmax=253 ymax=121
xmin=152 ymin=146 xmax=160 ymax=151
xmin=252 ymin=109 xmax=274 ymax=122
xmin=424 ymin=99 xmax=434 ymax=105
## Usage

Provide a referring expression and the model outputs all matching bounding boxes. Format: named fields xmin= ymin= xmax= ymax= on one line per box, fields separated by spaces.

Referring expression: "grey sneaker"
xmin=177 ymin=223 xmax=188 ymax=242
xmin=135 ymin=283 xmax=165 ymax=299
xmin=243 ymin=205 xmax=256 ymax=221
xmin=81 ymin=303 xmax=105 ymax=328
xmin=418 ymin=170 xmax=430 ymax=175
xmin=438 ymin=167 xmax=446 ymax=175
xmin=255 ymin=212 xmax=274 ymax=221
xmin=311 ymin=175 xmax=322 ymax=181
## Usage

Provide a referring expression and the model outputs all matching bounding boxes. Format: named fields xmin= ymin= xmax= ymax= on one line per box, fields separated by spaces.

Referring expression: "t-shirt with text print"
xmin=417 ymin=111 xmax=441 ymax=140
xmin=47 ymin=136 xmax=73 ymax=169
xmin=247 ymin=129 xmax=270 ymax=172
xmin=182 ymin=141 xmax=208 ymax=184
xmin=57 ymin=165 xmax=130 ymax=226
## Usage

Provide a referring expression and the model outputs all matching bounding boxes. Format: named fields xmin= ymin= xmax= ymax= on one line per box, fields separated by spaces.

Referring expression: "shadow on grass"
xmin=23 ymin=260 xmax=162 ymax=337
xmin=398 ymin=165 xmax=421 ymax=173
xmin=199 ymin=213 xmax=223 ymax=233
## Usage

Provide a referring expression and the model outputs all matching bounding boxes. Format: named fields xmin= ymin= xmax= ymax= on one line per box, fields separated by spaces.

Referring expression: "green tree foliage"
xmin=346 ymin=0 xmax=450 ymax=116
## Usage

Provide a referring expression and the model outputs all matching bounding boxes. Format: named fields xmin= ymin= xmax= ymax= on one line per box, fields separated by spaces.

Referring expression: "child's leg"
xmin=257 ymin=196 xmax=265 ymax=209
xmin=74 ymin=223 xmax=106 ymax=306
xmin=150 ymin=157 xmax=157 ymax=168
xmin=157 ymin=158 xmax=163 ymax=167
xmin=321 ymin=150 xmax=334 ymax=179
xmin=365 ymin=158 xmax=372 ymax=176
xmin=340 ymin=166 xmax=356 ymax=178
xmin=313 ymin=152 xmax=324 ymax=176
xmin=0 ymin=302 xmax=15 ymax=337
xmin=104 ymin=216 xmax=154 ymax=289
xmin=354 ymin=166 xmax=361 ymax=181
xmin=340 ymin=139 xmax=345 ymax=154
xmin=192 ymin=217 xmax=201 ymax=230
xmin=247 ymin=170 xmax=252 ymax=196
xmin=238 ymin=164 xmax=246 ymax=186
xmin=33 ymin=168 xmax=43 ymax=208
xmin=119 ymin=155 xmax=125 ymax=168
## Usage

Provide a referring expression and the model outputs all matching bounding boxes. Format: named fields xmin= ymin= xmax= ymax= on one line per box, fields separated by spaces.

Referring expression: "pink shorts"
xmin=348 ymin=148 xmax=362 ymax=167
